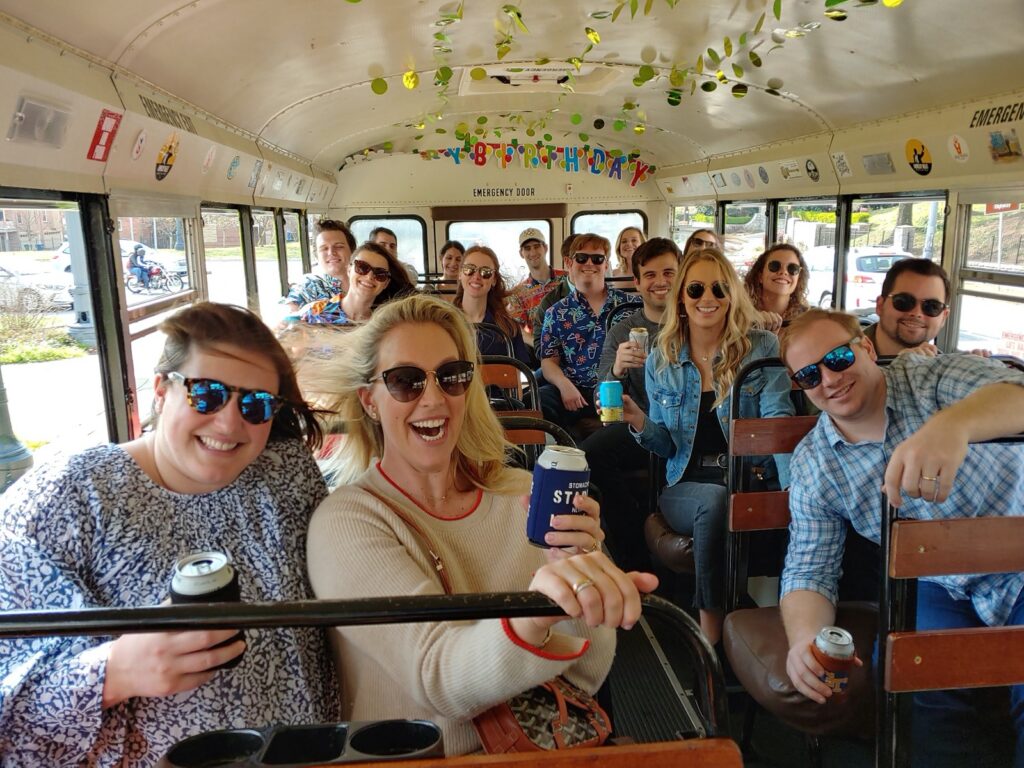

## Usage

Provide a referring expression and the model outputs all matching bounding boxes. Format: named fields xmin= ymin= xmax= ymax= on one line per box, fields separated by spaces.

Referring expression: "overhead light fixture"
xmin=6 ymin=96 xmax=71 ymax=149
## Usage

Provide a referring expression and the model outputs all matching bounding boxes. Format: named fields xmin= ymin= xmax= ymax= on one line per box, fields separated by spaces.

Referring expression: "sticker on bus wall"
xmin=227 ymin=154 xmax=240 ymax=179
xmin=758 ymin=166 xmax=769 ymax=184
xmin=906 ymin=139 xmax=932 ymax=176
xmin=948 ymin=135 xmax=970 ymax=163
xmin=831 ymin=152 xmax=853 ymax=178
xmin=155 ymin=132 xmax=179 ymax=181
xmin=202 ymin=146 xmax=216 ymax=174
xmin=988 ymin=129 xmax=1022 ymax=163
xmin=131 ymin=130 xmax=147 ymax=161
xmin=86 ymin=109 xmax=122 ymax=162
xmin=744 ymin=169 xmax=755 ymax=189
xmin=805 ymin=159 xmax=820 ymax=181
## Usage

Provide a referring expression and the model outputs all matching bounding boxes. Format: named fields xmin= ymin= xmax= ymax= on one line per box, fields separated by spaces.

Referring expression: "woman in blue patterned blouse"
xmin=0 ymin=302 xmax=339 ymax=766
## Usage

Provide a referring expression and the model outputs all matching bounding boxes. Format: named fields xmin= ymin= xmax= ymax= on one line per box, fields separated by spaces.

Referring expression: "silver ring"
xmin=571 ymin=578 xmax=595 ymax=596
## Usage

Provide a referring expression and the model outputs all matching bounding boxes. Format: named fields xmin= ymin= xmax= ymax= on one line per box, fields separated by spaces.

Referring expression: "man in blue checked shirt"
xmin=777 ymin=307 xmax=1024 ymax=768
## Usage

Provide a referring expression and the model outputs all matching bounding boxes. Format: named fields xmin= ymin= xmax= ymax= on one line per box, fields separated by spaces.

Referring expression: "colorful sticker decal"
xmin=248 ymin=159 xmax=264 ymax=189
xmin=712 ymin=172 xmax=727 ymax=188
xmin=154 ymin=132 xmax=179 ymax=181
xmin=831 ymin=152 xmax=853 ymax=178
xmin=779 ymin=160 xmax=803 ymax=180
xmin=730 ymin=172 xmax=742 ymax=187
xmin=862 ymin=152 xmax=896 ymax=175
xmin=744 ymin=168 xmax=755 ymax=189
xmin=86 ymin=109 xmax=122 ymax=162
xmin=988 ymin=129 xmax=1022 ymax=163
xmin=906 ymin=139 xmax=933 ymax=176
xmin=947 ymin=134 xmax=970 ymax=163
xmin=227 ymin=154 xmax=241 ymax=179
xmin=131 ymin=130 xmax=147 ymax=161
xmin=202 ymin=146 xmax=217 ymax=174
xmin=421 ymin=142 xmax=656 ymax=187
xmin=805 ymin=159 xmax=820 ymax=182
xmin=758 ymin=166 xmax=769 ymax=184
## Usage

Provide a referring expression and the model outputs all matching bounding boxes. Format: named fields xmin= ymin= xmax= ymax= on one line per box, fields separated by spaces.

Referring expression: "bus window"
xmin=958 ymin=202 xmax=1024 ymax=355
xmin=777 ymin=200 xmax=839 ymax=309
xmin=284 ymin=211 xmax=303 ymax=285
xmin=253 ymin=209 xmax=285 ymax=323
xmin=672 ymin=204 xmax=716 ymax=250
xmin=0 ymin=200 xmax=110 ymax=466
xmin=118 ymin=215 xmax=190 ymax=307
xmin=350 ymin=216 xmax=426 ymax=277
xmin=723 ymin=202 xmax=767 ymax=277
xmin=572 ymin=211 xmax=645 ymax=243
xmin=203 ymin=208 xmax=248 ymax=309
xmin=447 ymin=219 xmax=551 ymax=286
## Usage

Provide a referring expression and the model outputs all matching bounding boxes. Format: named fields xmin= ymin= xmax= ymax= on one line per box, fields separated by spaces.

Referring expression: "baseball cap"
xmin=519 ymin=227 xmax=546 ymax=246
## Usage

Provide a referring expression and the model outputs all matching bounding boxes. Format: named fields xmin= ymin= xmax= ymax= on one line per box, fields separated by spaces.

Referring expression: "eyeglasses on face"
xmin=789 ymin=339 xmax=860 ymax=390
xmin=368 ymin=360 xmax=475 ymax=402
xmin=767 ymin=260 xmax=802 ymax=276
xmin=684 ymin=281 xmax=728 ymax=300
xmin=886 ymin=292 xmax=947 ymax=317
xmin=352 ymin=259 xmax=391 ymax=283
xmin=572 ymin=252 xmax=607 ymax=266
xmin=167 ymin=372 xmax=285 ymax=425
xmin=461 ymin=264 xmax=495 ymax=279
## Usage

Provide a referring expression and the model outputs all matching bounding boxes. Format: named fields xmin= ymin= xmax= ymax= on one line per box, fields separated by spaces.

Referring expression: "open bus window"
xmin=723 ymin=202 xmax=767 ymax=277
xmin=117 ymin=216 xmax=190 ymax=308
xmin=203 ymin=208 xmax=248 ymax=309
xmin=672 ymin=204 xmax=716 ymax=250
xmin=350 ymin=217 xmax=426 ymax=279
xmin=447 ymin=219 xmax=550 ymax=286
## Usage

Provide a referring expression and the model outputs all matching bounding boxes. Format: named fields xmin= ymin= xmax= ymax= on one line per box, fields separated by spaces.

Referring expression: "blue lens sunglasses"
xmin=789 ymin=339 xmax=861 ymax=390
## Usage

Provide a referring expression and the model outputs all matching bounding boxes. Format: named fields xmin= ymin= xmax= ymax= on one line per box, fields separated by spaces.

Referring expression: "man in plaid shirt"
xmin=778 ymin=308 xmax=1024 ymax=767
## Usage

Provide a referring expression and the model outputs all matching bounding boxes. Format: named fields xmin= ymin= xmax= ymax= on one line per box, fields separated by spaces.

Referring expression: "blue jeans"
xmin=132 ymin=265 xmax=150 ymax=288
xmin=910 ymin=580 xmax=1024 ymax=768
xmin=658 ymin=481 xmax=727 ymax=611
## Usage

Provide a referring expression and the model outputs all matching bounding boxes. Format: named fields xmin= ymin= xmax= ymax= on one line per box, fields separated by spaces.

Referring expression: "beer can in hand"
xmin=629 ymin=326 xmax=649 ymax=357
xmin=526 ymin=447 xmax=590 ymax=547
xmin=810 ymin=626 xmax=855 ymax=694
xmin=170 ymin=551 xmax=245 ymax=669
xmin=598 ymin=380 xmax=624 ymax=424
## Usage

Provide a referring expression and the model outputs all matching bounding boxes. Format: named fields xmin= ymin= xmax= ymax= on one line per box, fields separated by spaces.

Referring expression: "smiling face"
xmin=348 ymin=247 xmax=391 ymax=302
xmin=151 ymin=343 xmax=278 ymax=494
xmin=441 ymin=247 xmax=463 ymax=279
xmin=360 ymin=322 xmax=467 ymax=482
xmin=569 ymin=237 xmax=608 ymax=295
xmin=680 ymin=258 xmax=730 ymax=335
xmin=316 ymin=230 xmax=352 ymax=278
xmin=617 ymin=228 xmax=644 ymax=271
xmin=519 ymin=239 xmax=548 ymax=271
xmin=459 ymin=249 xmax=497 ymax=300
xmin=636 ymin=252 xmax=678 ymax=312
xmin=875 ymin=271 xmax=949 ymax=351
xmin=373 ymin=231 xmax=398 ymax=257
xmin=760 ymin=246 xmax=802 ymax=301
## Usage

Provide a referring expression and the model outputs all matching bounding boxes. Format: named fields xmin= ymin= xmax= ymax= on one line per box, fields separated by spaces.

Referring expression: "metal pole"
xmin=0 ymin=365 xmax=32 ymax=492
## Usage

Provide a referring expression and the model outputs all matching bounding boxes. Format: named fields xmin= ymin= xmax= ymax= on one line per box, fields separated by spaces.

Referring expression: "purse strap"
xmin=360 ymin=485 xmax=454 ymax=594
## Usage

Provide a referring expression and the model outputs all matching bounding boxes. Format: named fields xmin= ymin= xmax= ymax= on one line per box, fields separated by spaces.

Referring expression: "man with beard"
xmin=865 ymin=259 xmax=952 ymax=356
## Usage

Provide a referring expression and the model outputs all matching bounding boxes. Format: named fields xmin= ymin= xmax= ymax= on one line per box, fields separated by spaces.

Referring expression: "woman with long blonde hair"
xmin=622 ymin=247 xmax=793 ymax=646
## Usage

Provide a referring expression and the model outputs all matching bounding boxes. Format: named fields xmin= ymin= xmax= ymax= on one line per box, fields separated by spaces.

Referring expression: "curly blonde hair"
xmin=655 ymin=247 xmax=758 ymax=405
xmin=295 ymin=293 xmax=526 ymax=493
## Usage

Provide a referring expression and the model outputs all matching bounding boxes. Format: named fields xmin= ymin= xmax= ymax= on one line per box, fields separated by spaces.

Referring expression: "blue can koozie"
xmin=526 ymin=447 xmax=590 ymax=547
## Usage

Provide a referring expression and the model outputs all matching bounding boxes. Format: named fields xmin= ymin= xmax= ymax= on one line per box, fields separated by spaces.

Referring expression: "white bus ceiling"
xmin=0 ymin=0 xmax=1022 ymax=205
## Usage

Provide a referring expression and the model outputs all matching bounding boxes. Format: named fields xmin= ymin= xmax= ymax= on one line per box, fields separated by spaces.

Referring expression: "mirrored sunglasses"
xmin=685 ymin=281 xmax=728 ymax=300
xmin=369 ymin=360 xmax=475 ymax=403
xmin=887 ymin=292 xmax=947 ymax=317
xmin=461 ymin=264 xmax=495 ymax=279
xmin=767 ymin=260 xmax=802 ymax=276
xmin=572 ymin=252 xmax=607 ymax=265
xmin=352 ymin=259 xmax=391 ymax=283
xmin=167 ymin=372 xmax=284 ymax=425
xmin=789 ymin=340 xmax=859 ymax=390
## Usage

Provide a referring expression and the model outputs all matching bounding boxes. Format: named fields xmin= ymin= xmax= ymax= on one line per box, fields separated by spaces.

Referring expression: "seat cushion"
xmin=643 ymin=512 xmax=695 ymax=575
xmin=723 ymin=603 xmax=877 ymax=737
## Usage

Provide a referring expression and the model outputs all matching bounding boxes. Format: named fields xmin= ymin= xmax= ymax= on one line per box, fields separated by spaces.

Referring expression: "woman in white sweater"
xmin=302 ymin=293 xmax=657 ymax=755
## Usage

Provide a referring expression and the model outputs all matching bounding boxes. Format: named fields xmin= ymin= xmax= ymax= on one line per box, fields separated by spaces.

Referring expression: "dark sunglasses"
xmin=461 ymin=264 xmax=495 ymax=279
xmin=167 ymin=372 xmax=285 ymax=425
xmin=352 ymin=259 xmax=391 ymax=283
xmin=887 ymin=292 xmax=947 ymax=317
xmin=369 ymin=360 xmax=475 ymax=402
xmin=572 ymin=252 xmax=607 ymax=265
xmin=685 ymin=281 xmax=728 ymax=300
xmin=789 ymin=340 xmax=860 ymax=390
xmin=691 ymin=237 xmax=717 ymax=249
xmin=767 ymin=260 xmax=802 ymax=276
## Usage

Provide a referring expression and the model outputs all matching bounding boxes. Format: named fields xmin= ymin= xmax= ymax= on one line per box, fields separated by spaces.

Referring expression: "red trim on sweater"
xmin=501 ymin=617 xmax=589 ymax=661
xmin=376 ymin=462 xmax=482 ymax=521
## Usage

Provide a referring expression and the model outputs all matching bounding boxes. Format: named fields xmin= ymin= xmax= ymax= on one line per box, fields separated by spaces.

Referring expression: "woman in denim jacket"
xmin=623 ymin=247 xmax=794 ymax=645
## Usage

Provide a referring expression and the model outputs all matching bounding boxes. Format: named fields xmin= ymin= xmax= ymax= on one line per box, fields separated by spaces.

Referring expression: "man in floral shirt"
xmin=539 ymin=233 xmax=640 ymax=432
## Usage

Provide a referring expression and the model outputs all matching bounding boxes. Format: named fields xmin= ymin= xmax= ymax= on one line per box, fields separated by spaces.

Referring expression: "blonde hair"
xmin=614 ymin=226 xmax=647 ymax=271
xmin=656 ymin=247 xmax=757 ymax=405
xmin=296 ymin=293 xmax=526 ymax=493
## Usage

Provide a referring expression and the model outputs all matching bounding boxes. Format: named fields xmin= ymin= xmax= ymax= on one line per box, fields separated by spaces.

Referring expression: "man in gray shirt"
xmin=582 ymin=237 xmax=683 ymax=571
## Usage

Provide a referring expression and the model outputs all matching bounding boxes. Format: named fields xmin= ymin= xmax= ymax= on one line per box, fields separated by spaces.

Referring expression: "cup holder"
xmin=161 ymin=729 xmax=264 ymax=768
xmin=347 ymin=720 xmax=442 ymax=758
xmin=261 ymin=723 xmax=347 ymax=765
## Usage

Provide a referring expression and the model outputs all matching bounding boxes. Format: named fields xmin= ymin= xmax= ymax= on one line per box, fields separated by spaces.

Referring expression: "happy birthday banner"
xmin=420 ymin=141 xmax=655 ymax=187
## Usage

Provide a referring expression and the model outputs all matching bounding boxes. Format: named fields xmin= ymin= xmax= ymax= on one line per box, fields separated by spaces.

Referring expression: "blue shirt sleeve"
xmin=632 ymin=350 xmax=676 ymax=459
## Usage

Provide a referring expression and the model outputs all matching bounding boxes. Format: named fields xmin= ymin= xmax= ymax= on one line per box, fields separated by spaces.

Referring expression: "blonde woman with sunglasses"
xmin=743 ymin=243 xmax=811 ymax=333
xmin=300 ymin=294 xmax=657 ymax=755
xmin=0 ymin=303 xmax=340 ymax=766
xmin=300 ymin=242 xmax=415 ymax=325
xmin=453 ymin=244 xmax=531 ymax=365
xmin=621 ymin=247 xmax=794 ymax=647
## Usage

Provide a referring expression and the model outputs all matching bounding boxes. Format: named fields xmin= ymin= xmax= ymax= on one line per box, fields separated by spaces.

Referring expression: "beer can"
xmin=598 ymin=379 xmax=624 ymax=424
xmin=629 ymin=326 xmax=649 ymax=356
xmin=526 ymin=447 xmax=590 ymax=547
xmin=170 ymin=551 xmax=245 ymax=669
xmin=809 ymin=626 xmax=855 ymax=694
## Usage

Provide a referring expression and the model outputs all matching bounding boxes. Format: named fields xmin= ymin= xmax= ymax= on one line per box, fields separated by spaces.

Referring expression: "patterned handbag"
xmin=472 ymin=675 xmax=613 ymax=753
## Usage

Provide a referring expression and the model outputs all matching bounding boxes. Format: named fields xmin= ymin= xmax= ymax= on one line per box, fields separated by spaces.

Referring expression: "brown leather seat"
xmin=643 ymin=511 xmax=695 ymax=575
xmin=723 ymin=602 xmax=877 ymax=737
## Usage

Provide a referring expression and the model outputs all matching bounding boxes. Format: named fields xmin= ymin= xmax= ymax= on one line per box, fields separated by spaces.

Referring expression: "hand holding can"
xmin=809 ymin=626 xmax=855 ymax=695
xmin=170 ymin=551 xmax=245 ymax=670
xmin=629 ymin=327 xmax=649 ymax=358
xmin=526 ymin=447 xmax=591 ymax=547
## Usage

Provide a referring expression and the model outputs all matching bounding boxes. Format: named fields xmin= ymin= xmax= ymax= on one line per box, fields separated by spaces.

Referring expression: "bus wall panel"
xmin=0 ymin=25 xmax=121 ymax=194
